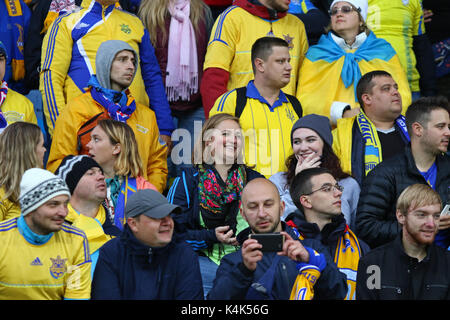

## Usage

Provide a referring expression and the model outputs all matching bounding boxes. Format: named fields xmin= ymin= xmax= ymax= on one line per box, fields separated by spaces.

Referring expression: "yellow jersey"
xmin=204 ymin=5 xmax=308 ymax=95
xmin=0 ymin=218 xmax=91 ymax=300
xmin=367 ymin=0 xmax=425 ymax=92
xmin=210 ymin=81 xmax=299 ymax=177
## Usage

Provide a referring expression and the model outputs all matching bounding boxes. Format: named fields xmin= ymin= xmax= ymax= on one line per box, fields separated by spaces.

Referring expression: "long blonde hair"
xmin=96 ymin=119 xmax=143 ymax=178
xmin=138 ymin=0 xmax=209 ymax=47
xmin=0 ymin=122 xmax=42 ymax=203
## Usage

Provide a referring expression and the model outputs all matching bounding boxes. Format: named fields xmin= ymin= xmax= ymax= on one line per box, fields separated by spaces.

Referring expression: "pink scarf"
xmin=0 ymin=81 xmax=8 ymax=130
xmin=166 ymin=0 xmax=198 ymax=102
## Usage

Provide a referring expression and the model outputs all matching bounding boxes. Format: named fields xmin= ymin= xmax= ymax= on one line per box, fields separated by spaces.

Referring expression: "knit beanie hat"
xmin=330 ymin=0 xmax=368 ymax=21
xmin=95 ymin=40 xmax=138 ymax=90
xmin=55 ymin=155 xmax=103 ymax=195
xmin=290 ymin=114 xmax=333 ymax=147
xmin=19 ymin=168 xmax=71 ymax=216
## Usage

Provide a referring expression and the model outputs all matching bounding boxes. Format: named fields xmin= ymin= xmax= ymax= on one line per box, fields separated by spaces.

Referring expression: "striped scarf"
xmin=334 ymin=228 xmax=362 ymax=300
xmin=356 ymin=111 xmax=409 ymax=176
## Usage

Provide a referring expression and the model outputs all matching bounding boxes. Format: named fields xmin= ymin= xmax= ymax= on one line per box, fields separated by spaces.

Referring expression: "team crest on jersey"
xmin=402 ymin=0 xmax=409 ymax=5
xmin=49 ymin=256 xmax=67 ymax=279
xmin=120 ymin=24 xmax=131 ymax=34
xmin=286 ymin=108 xmax=296 ymax=122
xmin=283 ymin=34 xmax=294 ymax=50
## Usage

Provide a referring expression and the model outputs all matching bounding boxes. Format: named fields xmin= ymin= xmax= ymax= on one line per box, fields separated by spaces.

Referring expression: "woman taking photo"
xmin=297 ymin=0 xmax=411 ymax=125
xmin=270 ymin=114 xmax=360 ymax=229
xmin=87 ymin=119 xmax=157 ymax=230
xmin=167 ymin=113 xmax=263 ymax=297
xmin=0 ymin=122 xmax=46 ymax=220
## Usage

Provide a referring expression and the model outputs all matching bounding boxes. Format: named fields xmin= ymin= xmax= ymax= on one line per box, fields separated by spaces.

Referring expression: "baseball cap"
xmin=125 ymin=189 xmax=181 ymax=219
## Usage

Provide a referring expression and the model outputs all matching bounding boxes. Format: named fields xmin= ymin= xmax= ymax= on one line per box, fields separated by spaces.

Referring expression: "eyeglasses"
xmin=329 ymin=5 xmax=360 ymax=16
xmin=303 ymin=183 xmax=344 ymax=196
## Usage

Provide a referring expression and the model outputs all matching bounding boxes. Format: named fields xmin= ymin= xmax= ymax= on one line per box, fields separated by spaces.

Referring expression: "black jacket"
xmin=207 ymin=222 xmax=348 ymax=300
xmin=356 ymin=145 xmax=450 ymax=249
xmin=356 ymin=233 xmax=450 ymax=300
xmin=286 ymin=210 xmax=370 ymax=259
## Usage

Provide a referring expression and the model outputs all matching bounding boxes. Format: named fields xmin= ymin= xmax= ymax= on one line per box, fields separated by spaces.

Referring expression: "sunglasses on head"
xmin=329 ymin=5 xmax=360 ymax=16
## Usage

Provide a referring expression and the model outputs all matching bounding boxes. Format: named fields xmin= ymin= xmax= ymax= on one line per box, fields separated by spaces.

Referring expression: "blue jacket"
xmin=207 ymin=223 xmax=348 ymax=300
xmin=167 ymin=165 xmax=264 ymax=250
xmin=91 ymin=225 xmax=204 ymax=300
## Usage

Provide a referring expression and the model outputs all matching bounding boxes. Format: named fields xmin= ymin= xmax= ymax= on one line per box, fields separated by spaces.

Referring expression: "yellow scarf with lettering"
xmin=334 ymin=228 xmax=362 ymax=300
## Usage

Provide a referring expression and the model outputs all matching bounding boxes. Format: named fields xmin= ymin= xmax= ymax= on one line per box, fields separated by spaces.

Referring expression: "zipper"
xmin=381 ymin=285 xmax=402 ymax=294
xmin=426 ymin=284 xmax=448 ymax=290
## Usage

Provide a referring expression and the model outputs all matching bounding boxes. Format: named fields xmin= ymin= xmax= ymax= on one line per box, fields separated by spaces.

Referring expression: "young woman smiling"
xmin=270 ymin=114 xmax=360 ymax=229
xmin=167 ymin=113 xmax=264 ymax=298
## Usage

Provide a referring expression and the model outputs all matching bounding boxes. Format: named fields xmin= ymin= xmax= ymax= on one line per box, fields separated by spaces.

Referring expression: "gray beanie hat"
xmin=290 ymin=114 xmax=333 ymax=147
xmin=95 ymin=40 xmax=138 ymax=90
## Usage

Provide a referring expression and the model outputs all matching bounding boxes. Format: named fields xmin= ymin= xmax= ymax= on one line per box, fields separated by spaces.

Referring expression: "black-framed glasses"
xmin=329 ymin=5 xmax=360 ymax=16
xmin=303 ymin=183 xmax=344 ymax=196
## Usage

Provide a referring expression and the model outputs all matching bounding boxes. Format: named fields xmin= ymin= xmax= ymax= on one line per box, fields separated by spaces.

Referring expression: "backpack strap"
xmin=234 ymin=86 xmax=247 ymax=118
xmin=235 ymin=87 xmax=303 ymax=119
xmin=285 ymin=94 xmax=303 ymax=118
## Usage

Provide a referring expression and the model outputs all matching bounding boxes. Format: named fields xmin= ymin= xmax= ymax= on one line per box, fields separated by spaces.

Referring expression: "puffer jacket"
xmin=356 ymin=145 xmax=450 ymax=249
xmin=91 ymin=225 xmax=204 ymax=300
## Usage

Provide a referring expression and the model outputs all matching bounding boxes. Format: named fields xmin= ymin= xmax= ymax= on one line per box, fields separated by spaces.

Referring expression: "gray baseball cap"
xmin=125 ymin=189 xmax=181 ymax=219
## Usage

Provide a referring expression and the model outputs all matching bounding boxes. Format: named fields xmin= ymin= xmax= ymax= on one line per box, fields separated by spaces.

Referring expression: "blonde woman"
xmin=87 ymin=119 xmax=157 ymax=230
xmin=138 ymin=0 xmax=213 ymax=167
xmin=0 ymin=122 xmax=46 ymax=220
xmin=167 ymin=113 xmax=264 ymax=297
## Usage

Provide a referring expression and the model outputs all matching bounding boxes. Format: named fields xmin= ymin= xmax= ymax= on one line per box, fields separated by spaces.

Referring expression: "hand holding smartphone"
xmin=248 ymin=233 xmax=285 ymax=252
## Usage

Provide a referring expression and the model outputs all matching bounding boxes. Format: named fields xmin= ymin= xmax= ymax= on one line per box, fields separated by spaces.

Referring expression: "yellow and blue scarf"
xmin=306 ymin=31 xmax=396 ymax=100
xmin=334 ymin=227 xmax=362 ymax=300
xmin=107 ymin=175 xmax=137 ymax=230
xmin=356 ymin=111 xmax=409 ymax=176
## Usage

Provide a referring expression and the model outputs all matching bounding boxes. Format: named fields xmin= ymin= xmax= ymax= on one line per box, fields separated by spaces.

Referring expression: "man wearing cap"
xmin=56 ymin=155 xmax=121 ymax=275
xmin=0 ymin=41 xmax=37 ymax=133
xmin=91 ymin=189 xmax=204 ymax=300
xmin=46 ymin=40 xmax=168 ymax=193
xmin=0 ymin=168 xmax=91 ymax=300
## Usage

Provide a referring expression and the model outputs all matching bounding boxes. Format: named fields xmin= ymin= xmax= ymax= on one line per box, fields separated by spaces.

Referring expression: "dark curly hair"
xmin=284 ymin=142 xmax=350 ymax=189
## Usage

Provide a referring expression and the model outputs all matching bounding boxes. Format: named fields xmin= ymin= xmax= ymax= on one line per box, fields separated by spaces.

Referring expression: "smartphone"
xmin=249 ymin=233 xmax=284 ymax=252
xmin=441 ymin=204 xmax=450 ymax=217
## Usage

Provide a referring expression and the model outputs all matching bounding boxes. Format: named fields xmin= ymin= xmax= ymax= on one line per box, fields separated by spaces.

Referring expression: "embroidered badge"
xmin=120 ymin=24 xmax=131 ymax=34
xmin=283 ymin=34 xmax=294 ymax=50
xmin=402 ymin=0 xmax=409 ymax=5
xmin=286 ymin=107 xmax=296 ymax=122
xmin=49 ymin=255 xmax=67 ymax=279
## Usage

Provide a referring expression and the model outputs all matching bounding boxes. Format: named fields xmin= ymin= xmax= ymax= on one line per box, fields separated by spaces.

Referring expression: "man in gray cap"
xmin=91 ymin=189 xmax=204 ymax=300
xmin=46 ymin=39 xmax=168 ymax=193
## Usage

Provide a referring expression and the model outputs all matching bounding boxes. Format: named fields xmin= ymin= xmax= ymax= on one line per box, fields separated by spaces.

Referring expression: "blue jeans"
xmin=198 ymin=255 xmax=218 ymax=299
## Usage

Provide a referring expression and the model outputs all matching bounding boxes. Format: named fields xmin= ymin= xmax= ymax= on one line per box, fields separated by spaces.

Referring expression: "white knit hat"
xmin=19 ymin=168 xmax=71 ymax=216
xmin=330 ymin=0 xmax=368 ymax=21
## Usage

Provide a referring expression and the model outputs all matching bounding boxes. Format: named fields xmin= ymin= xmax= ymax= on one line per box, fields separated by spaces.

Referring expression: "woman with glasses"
xmin=270 ymin=114 xmax=360 ymax=229
xmin=296 ymin=0 xmax=411 ymax=126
